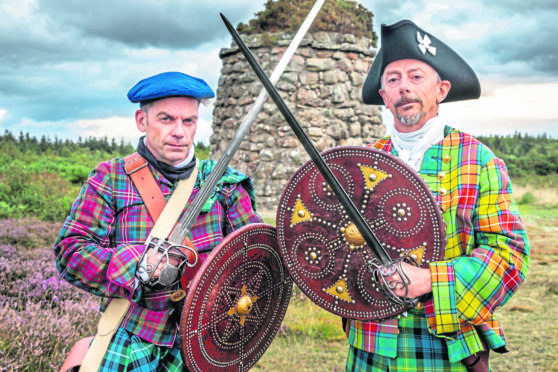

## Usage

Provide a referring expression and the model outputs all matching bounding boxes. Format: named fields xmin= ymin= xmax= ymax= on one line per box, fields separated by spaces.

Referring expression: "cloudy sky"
xmin=1 ymin=0 xmax=557 ymax=146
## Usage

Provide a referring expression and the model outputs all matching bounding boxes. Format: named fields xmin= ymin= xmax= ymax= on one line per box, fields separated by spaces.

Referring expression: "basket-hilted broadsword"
xmin=137 ymin=0 xmax=327 ymax=290
xmin=220 ymin=13 xmax=420 ymax=307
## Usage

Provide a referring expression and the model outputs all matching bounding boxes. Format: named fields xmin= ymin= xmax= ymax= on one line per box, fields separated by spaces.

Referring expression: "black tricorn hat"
xmin=362 ymin=19 xmax=481 ymax=105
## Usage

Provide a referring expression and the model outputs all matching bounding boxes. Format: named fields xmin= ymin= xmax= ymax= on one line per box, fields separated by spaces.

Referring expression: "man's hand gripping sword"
xmin=369 ymin=254 xmax=421 ymax=307
xmin=136 ymin=237 xmax=198 ymax=289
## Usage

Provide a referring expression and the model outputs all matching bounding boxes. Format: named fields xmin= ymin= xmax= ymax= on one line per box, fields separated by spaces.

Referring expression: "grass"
xmin=489 ymin=261 xmax=558 ymax=371
xmin=512 ymin=175 xmax=558 ymax=209
xmin=489 ymin=204 xmax=558 ymax=371
xmin=253 ymin=287 xmax=348 ymax=371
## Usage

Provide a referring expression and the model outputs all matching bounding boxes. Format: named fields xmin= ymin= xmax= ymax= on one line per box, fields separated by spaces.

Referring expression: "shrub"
xmin=0 ymin=166 xmax=78 ymax=222
xmin=237 ymin=0 xmax=377 ymax=43
xmin=518 ymin=192 xmax=536 ymax=205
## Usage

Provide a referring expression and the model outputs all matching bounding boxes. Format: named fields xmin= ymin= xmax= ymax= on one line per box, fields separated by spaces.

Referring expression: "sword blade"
xmin=166 ymin=0 xmax=326 ymax=245
xmin=221 ymin=14 xmax=392 ymax=265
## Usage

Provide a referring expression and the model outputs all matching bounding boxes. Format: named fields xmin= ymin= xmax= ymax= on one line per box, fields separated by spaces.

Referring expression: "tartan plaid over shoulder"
xmin=348 ymin=126 xmax=529 ymax=363
xmin=53 ymin=157 xmax=262 ymax=346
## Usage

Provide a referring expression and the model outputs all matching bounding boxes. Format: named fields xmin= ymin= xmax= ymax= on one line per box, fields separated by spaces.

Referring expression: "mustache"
xmin=395 ymin=97 xmax=422 ymax=107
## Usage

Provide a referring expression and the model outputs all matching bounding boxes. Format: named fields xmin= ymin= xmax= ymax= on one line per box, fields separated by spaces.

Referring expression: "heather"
xmin=0 ymin=219 xmax=100 ymax=371
xmin=236 ymin=0 xmax=376 ymax=41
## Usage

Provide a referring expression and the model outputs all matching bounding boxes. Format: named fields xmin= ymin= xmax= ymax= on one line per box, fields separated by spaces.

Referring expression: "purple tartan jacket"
xmin=53 ymin=157 xmax=262 ymax=346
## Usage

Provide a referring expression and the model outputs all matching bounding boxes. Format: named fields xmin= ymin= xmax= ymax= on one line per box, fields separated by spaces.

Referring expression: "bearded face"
xmin=394 ymin=96 xmax=424 ymax=127
xmin=379 ymin=59 xmax=451 ymax=132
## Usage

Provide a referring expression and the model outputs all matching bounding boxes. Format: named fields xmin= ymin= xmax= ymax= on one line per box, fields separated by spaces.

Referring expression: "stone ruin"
xmin=209 ymin=31 xmax=384 ymax=211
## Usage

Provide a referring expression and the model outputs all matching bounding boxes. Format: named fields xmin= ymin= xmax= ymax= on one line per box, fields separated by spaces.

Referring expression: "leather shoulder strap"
xmin=124 ymin=152 xmax=166 ymax=222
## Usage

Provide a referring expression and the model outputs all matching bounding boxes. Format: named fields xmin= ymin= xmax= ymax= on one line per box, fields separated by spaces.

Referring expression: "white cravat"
xmin=388 ymin=115 xmax=446 ymax=171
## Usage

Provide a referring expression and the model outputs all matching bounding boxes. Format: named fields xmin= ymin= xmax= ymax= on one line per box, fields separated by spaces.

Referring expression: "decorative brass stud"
xmin=440 ymin=204 xmax=447 ymax=212
xmin=398 ymin=208 xmax=406 ymax=217
xmin=336 ymin=286 xmax=344 ymax=294
xmin=437 ymin=171 xmax=446 ymax=180
xmin=227 ymin=285 xmax=258 ymax=326
xmin=442 ymin=154 xmax=450 ymax=163
xmin=369 ymin=174 xmax=377 ymax=182
xmin=439 ymin=187 xmax=447 ymax=196
xmin=310 ymin=252 xmax=318 ymax=260
xmin=298 ymin=210 xmax=306 ymax=217
xmin=170 ymin=289 xmax=186 ymax=302
xmin=342 ymin=223 xmax=365 ymax=247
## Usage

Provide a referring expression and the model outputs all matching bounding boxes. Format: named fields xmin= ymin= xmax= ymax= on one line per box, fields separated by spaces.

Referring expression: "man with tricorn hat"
xmin=345 ymin=20 xmax=529 ymax=371
xmin=54 ymin=71 xmax=262 ymax=371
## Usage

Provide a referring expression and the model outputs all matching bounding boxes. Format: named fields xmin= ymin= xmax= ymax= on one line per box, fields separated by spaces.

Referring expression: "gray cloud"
xmin=0 ymin=0 xmax=268 ymax=125
xmin=361 ymin=0 xmax=426 ymax=27
xmin=488 ymin=0 xmax=558 ymax=14
xmin=479 ymin=11 xmax=558 ymax=75
xmin=0 ymin=1 xmax=263 ymax=68
xmin=36 ymin=0 xmax=263 ymax=49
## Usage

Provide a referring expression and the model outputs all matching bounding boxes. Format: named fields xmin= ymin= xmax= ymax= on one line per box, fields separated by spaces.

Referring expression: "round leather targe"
xmin=180 ymin=223 xmax=293 ymax=371
xmin=276 ymin=146 xmax=446 ymax=320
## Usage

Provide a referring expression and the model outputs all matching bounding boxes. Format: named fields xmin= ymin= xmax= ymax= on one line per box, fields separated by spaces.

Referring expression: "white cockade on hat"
xmin=417 ymin=32 xmax=437 ymax=56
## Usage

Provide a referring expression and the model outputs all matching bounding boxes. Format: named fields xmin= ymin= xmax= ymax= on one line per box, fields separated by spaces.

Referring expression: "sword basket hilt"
xmin=136 ymin=236 xmax=199 ymax=289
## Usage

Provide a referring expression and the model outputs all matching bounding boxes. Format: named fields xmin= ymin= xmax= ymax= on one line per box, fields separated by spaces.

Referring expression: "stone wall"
xmin=210 ymin=31 xmax=384 ymax=211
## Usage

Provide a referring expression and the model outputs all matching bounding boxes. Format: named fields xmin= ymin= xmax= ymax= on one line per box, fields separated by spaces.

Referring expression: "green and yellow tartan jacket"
xmin=348 ymin=126 xmax=530 ymax=363
xmin=54 ymin=157 xmax=262 ymax=347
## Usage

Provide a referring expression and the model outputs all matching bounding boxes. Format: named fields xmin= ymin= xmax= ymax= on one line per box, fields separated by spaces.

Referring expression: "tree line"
xmin=0 ymin=130 xmax=210 ymax=221
xmin=1 ymin=129 xmax=135 ymax=156
xmin=1 ymin=129 xmax=554 ymax=177
xmin=477 ymin=132 xmax=558 ymax=177
xmin=0 ymin=130 xmax=210 ymax=160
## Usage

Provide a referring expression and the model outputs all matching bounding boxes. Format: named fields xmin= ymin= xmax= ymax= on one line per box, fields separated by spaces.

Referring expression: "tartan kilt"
xmin=99 ymin=327 xmax=184 ymax=372
xmin=346 ymin=310 xmax=473 ymax=372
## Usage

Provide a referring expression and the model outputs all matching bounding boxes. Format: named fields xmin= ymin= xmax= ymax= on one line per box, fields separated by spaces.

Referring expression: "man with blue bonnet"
xmin=54 ymin=71 xmax=262 ymax=371
xmin=344 ymin=20 xmax=529 ymax=371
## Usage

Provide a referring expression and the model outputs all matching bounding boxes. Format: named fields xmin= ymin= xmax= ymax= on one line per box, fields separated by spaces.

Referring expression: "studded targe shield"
xmin=276 ymin=146 xmax=446 ymax=320
xmin=180 ymin=223 xmax=293 ymax=371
